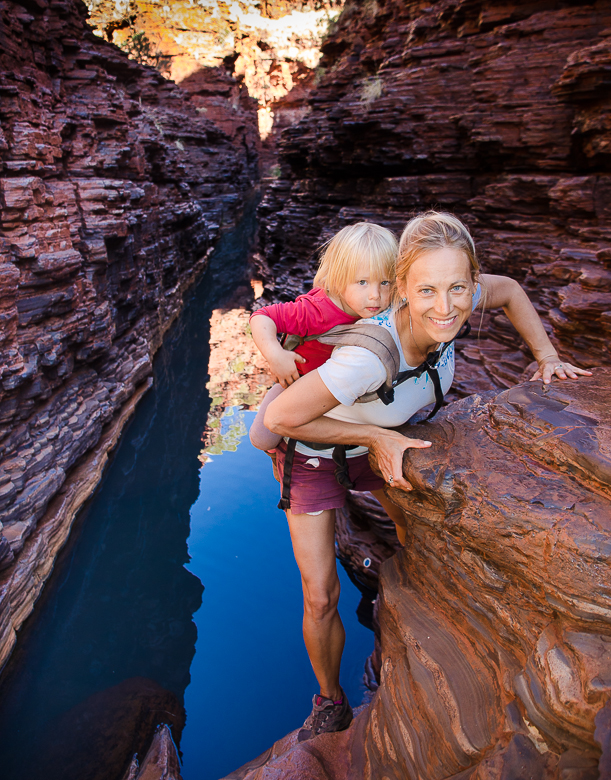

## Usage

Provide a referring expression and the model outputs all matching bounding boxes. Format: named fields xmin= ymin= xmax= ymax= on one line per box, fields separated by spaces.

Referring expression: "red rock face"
xmin=85 ymin=0 xmax=344 ymax=175
xmin=259 ymin=0 xmax=611 ymax=390
xmin=224 ymin=370 xmax=611 ymax=779
xmin=362 ymin=370 xmax=611 ymax=778
xmin=0 ymin=0 xmax=256 ymax=657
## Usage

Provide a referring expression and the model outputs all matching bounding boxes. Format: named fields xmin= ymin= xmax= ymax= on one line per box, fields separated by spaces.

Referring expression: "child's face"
xmin=339 ymin=259 xmax=392 ymax=319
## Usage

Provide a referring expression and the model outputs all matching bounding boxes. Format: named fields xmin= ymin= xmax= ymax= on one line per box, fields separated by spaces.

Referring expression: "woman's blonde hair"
xmin=396 ymin=211 xmax=479 ymax=305
xmin=313 ymin=222 xmax=398 ymax=297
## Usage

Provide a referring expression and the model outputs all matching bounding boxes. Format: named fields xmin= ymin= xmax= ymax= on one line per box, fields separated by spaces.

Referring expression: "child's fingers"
xmin=279 ymin=369 xmax=301 ymax=387
xmin=294 ymin=354 xmax=306 ymax=363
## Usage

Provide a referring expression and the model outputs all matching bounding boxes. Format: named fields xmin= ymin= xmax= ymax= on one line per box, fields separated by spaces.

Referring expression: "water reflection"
xmin=0 ymin=214 xmax=256 ymax=779
xmin=181 ymin=409 xmax=374 ymax=780
xmin=200 ymin=307 xmax=271 ymax=460
xmin=0 ymin=204 xmax=374 ymax=780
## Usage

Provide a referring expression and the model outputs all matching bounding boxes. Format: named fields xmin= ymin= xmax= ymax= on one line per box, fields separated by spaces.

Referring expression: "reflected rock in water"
xmin=122 ymin=724 xmax=183 ymax=780
xmin=201 ymin=307 xmax=272 ymax=461
xmin=28 ymin=678 xmax=184 ymax=780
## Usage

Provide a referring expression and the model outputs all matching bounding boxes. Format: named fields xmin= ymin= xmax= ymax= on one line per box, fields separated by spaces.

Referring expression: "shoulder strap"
xmin=379 ymin=321 xmax=471 ymax=417
xmin=281 ymin=318 xmax=471 ymax=418
xmin=316 ymin=323 xmax=401 ymax=402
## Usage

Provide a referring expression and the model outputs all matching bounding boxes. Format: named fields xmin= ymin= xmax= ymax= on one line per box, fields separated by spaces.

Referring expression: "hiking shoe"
xmin=297 ymin=689 xmax=353 ymax=742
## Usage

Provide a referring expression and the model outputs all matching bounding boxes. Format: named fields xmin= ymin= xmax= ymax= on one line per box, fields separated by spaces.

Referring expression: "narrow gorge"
xmin=0 ymin=0 xmax=261 ymax=671
xmin=1 ymin=0 xmax=611 ymax=779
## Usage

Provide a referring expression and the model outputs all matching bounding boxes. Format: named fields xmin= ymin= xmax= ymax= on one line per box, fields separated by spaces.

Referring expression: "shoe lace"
xmin=305 ymin=700 xmax=333 ymax=735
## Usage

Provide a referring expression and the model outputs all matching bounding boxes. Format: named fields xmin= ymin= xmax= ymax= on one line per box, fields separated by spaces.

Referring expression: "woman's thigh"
xmin=286 ymin=509 xmax=339 ymax=600
xmin=274 ymin=443 xmax=384 ymax=515
xmin=275 ymin=442 xmax=347 ymax=514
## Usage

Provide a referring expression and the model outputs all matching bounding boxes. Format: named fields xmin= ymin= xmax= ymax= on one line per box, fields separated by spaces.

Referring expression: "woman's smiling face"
xmin=397 ymin=246 xmax=475 ymax=347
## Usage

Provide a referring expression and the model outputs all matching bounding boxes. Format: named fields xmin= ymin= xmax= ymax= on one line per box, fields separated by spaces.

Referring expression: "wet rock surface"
xmin=259 ymin=0 xmax=611 ymax=395
xmin=0 ymin=0 xmax=256 ymax=664
xmin=223 ymin=370 xmax=611 ymax=779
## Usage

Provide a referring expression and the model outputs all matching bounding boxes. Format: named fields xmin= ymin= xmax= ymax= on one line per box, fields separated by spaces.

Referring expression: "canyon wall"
xmin=357 ymin=369 xmax=611 ymax=779
xmin=225 ymin=369 xmax=611 ymax=780
xmin=0 ymin=0 xmax=257 ymax=666
xmin=259 ymin=0 xmax=611 ymax=396
xmin=85 ymin=0 xmax=343 ymax=171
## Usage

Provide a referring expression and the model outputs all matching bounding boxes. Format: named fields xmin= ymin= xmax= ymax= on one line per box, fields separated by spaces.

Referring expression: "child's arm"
xmin=250 ymin=314 xmax=306 ymax=388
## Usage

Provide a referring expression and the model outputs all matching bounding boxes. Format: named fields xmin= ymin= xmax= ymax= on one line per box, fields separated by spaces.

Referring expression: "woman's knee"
xmin=371 ymin=489 xmax=406 ymax=526
xmin=303 ymin=581 xmax=340 ymax=621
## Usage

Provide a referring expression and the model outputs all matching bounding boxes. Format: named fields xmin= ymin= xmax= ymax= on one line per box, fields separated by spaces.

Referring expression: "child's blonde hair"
xmin=313 ymin=222 xmax=398 ymax=297
xmin=396 ymin=211 xmax=479 ymax=295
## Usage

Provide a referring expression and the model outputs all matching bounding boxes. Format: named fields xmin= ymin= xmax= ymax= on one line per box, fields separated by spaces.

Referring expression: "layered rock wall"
xmin=86 ymin=0 xmax=343 ymax=169
xmin=0 ymin=0 xmax=256 ymax=664
xmin=358 ymin=371 xmax=611 ymax=778
xmin=259 ymin=0 xmax=611 ymax=393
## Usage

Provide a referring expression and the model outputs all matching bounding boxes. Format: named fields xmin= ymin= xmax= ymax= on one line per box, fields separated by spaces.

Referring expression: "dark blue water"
xmin=0 ymin=219 xmax=373 ymax=780
xmin=181 ymin=410 xmax=372 ymax=779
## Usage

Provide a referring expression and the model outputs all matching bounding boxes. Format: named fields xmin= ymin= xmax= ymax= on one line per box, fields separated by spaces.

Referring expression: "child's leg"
xmin=249 ymin=383 xmax=284 ymax=451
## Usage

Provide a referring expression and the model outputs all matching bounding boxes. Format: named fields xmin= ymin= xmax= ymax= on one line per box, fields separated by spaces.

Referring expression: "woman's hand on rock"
xmin=369 ymin=429 xmax=432 ymax=492
xmin=530 ymin=356 xmax=593 ymax=385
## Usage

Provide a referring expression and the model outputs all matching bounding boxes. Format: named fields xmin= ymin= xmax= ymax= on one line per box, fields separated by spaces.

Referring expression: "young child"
xmin=249 ymin=222 xmax=398 ymax=451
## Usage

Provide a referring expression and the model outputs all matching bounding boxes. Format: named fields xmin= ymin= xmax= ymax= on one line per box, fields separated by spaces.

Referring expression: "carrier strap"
xmin=277 ymin=440 xmax=358 ymax=510
xmin=316 ymin=324 xmax=400 ymax=400
xmin=277 ymin=437 xmax=297 ymax=511
xmin=332 ymin=445 xmax=356 ymax=490
xmin=373 ymin=321 xmax=470 ymax=415
xmin=372 ymin=321 xmax=471 ymax=407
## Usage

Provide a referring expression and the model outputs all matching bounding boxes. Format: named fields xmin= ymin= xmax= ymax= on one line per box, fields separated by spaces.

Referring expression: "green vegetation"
xmin=120 ymin=31 xmax=172 ymax=76
xmin=360 ymin=75 xmax=383 ymax=104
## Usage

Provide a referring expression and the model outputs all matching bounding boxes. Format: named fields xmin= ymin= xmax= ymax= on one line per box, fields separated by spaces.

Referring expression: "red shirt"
xmin=250 ymin=288 xmax=359 ymax=375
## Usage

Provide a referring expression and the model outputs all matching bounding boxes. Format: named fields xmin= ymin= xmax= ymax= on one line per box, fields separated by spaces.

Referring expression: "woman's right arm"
xmin=264 ymin=370 xmax=431 ymax=491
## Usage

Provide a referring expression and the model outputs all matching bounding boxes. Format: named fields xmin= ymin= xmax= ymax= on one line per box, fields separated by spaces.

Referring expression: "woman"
xmin=264 ymin=212 xmax=591 ymax=742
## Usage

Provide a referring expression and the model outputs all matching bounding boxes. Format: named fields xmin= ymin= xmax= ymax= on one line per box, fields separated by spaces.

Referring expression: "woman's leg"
xmin=285 ymin=507 xmax=344 ymax=701
xmin=371 ymin=488 xmax=408 ymax=545
xmin=249 ymin=383 xmax=284 ymax=451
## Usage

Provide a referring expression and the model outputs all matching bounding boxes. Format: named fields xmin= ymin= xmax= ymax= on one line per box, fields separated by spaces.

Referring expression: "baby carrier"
xmin=277 ymin=320 xmax=471 ymax=510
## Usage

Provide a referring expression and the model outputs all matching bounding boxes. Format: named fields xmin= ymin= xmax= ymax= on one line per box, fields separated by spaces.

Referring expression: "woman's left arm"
xmin=478 ymin=274 xmax=592 ymax=384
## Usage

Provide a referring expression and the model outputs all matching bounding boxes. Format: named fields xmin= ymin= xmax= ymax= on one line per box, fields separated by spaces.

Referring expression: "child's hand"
xmin=267 ymin=349 xmax=306 ymax=388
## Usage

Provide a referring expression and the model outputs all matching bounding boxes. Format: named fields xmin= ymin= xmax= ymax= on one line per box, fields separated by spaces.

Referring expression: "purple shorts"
xmin=274 ymin=440 xmax=384 ymax=515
